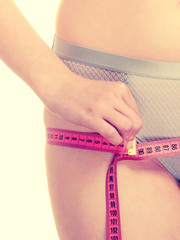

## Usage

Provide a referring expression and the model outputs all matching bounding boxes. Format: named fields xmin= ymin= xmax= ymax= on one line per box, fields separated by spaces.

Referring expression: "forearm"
xmin=0 ymin=0 xmax=73 ymax=104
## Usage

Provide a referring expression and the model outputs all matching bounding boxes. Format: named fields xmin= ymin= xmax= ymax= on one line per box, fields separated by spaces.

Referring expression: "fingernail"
xmin=126 ymin=140 xmax=134 ymax=150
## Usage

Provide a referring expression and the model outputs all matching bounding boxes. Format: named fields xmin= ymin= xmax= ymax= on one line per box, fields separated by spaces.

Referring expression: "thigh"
xmin=45 ymin=142 xmax=114 ymax=240
xmin=44 ymin=105 xmax=115 ymax=239
xmin=46 ymin=143 xmax=180 ymax=240
xmin=44 ymin=106 xmax=180 ymax=240
xmin=117 ymin=158 xmax=180 ymax=240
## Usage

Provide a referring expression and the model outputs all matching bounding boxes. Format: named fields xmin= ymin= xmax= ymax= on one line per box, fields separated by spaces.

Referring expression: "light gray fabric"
xmin=53 ymin=35 xmax=180 ymax=79
xmin=126 ymin=74 xmax=180 ymax=181
xmin=53 ymin=36 xmax=180 ymax=181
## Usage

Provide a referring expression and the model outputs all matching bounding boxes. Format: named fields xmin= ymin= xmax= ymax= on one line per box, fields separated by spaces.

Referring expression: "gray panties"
xmin=52 ymin=35 xmax=180 ymax=181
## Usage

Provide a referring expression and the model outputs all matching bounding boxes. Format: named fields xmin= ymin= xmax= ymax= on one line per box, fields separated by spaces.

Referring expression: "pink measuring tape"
xmin=46 ymin=128 xmax=180 ymax=240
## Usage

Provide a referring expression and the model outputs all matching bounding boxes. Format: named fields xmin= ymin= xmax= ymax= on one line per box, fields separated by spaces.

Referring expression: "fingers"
xmin=122 ymin=90 xmax=141 ymax=117
xmin=112 ymin=98 xmax=143 ymax=138
xmin=85 ymin=116 xmax=124 ymax=146
xmin=81 ymin=102 xmax=142 ymax=147
xmin=113 ymin=81 xmax=141 ymax=117
xmin=103 ymin=108 xmax=136 ymax=140
xmin=78 ymin=81 xmax=143 ymax=147
xmin=110 ymin=82 xmax=143 ymax=146
xmin=103 ymin=106 xmax=142 ymax=148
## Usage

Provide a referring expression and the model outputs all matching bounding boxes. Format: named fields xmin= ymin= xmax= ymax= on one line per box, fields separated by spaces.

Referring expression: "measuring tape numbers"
xmin=46 ymin=127 xmax=180 ymax=240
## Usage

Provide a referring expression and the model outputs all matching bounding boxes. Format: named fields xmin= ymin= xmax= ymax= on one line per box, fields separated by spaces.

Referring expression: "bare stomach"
xmin=55 ymin=0 xmax=180 ymax=61
xmin=44 ymin=1 xmax=180 ymax=239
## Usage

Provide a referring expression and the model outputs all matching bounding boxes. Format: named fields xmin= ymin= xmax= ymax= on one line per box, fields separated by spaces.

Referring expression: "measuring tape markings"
xmin=47 ymin=128 xmax=126 ymax=152
xmin=46 ymin=128 xmax=180 ymax=240
xmin=106 ymin=154 xmax=121 ymax=240
xmin=47 ymin=128 xmax=180 ymax=159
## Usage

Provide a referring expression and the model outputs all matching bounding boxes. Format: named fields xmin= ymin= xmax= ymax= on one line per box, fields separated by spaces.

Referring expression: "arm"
xmin=0 ymin=0 xmax=73 ymax=105
xmin=0 ymin=0 xmax=142 ymax=146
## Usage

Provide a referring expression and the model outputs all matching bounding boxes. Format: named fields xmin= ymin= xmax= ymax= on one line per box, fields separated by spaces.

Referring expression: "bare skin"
xmin=0 ymin=0 xmax=179 ymax=239
xmin=44 ymin=1 xmax=180 ymax=240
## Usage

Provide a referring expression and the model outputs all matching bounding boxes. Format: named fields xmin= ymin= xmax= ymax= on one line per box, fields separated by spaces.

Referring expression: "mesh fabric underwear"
xmin=52 ymin=35 xmax=180 ymax=182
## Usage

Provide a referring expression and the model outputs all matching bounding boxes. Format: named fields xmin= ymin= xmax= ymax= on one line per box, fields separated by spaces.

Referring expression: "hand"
xmin=47 ymin=75 xmax=143 ymax=148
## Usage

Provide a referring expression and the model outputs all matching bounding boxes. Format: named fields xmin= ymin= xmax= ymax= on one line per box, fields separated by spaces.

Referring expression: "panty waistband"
xmin=52 ymin=35 xmax=180 ymax=80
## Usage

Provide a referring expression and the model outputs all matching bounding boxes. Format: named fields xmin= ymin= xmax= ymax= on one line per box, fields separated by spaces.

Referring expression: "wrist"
xmin=34 ymin=61 xmax=76 ymax=112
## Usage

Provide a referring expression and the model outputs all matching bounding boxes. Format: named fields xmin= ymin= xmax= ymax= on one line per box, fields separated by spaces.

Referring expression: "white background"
xmin=0 ymin=1 xmax=60 ymax=239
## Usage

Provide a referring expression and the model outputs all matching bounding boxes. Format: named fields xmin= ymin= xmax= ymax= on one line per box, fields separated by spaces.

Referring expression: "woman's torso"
xmin=44 ymin=2 xmax=180 ymax=239
xmin=44 ymin=0 xmax=180 ymax=130
xmin=55 ymin=0 xmax=180 ymax=61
